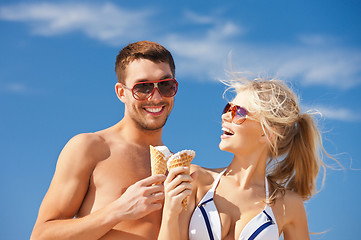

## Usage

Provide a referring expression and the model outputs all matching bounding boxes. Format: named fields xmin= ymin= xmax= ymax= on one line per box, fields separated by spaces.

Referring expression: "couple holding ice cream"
xmin=32 ymin=40 xmax=329 ymax=240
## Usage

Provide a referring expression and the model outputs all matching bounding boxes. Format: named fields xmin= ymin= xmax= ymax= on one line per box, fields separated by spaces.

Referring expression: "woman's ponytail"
xmin=271 ymin=113 xmax=324 ymax=199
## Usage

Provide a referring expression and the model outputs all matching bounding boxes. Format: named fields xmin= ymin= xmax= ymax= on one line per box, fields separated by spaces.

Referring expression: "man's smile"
xmin=144 ymin=105 xmax=165 ymax=115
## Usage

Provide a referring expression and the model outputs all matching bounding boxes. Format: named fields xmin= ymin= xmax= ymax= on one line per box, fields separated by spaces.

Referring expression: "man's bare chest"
xmin=91 ymin=146 xmax=151 ymax=195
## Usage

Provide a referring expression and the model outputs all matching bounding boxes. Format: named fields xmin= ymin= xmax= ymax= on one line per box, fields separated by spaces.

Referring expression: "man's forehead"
xmin=124 ymin=59 xmax=172 ymax=85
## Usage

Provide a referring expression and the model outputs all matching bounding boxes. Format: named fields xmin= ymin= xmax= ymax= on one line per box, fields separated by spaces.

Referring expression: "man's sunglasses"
xmin=123 ymin=79 xmax=178 ymax=101
xmin=222 ymin=103 xmax=248 ymax=125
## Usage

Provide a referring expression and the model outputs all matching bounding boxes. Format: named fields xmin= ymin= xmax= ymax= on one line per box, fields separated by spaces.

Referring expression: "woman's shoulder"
xmin=275 ymin=189 xmax=304 ymax=212
xmin=274 ymin=190 xmax=309 ymax=237
xmin=283 ymin=189 xmax=304 ymax=206
xmin=191 ymin=164 xmax=227 ymax=186
xmin=190 ymin=165 xmax=227 ymax=205
xmin=274 ymin=189 xmax=307 ymax=228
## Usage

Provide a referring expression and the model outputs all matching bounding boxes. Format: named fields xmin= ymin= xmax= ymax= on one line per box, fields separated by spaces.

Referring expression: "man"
xmin=31 ymin=40 xmax=178 ymax=239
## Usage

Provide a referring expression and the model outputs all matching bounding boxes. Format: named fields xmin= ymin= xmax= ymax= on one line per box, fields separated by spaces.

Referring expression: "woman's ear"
xmin=259 ymin=127 xmax=277 ymax=145
xmin=115 ymin=83 xmax=126 ymax=103
xmin=259 ymin=132 xmax=269 ymax=144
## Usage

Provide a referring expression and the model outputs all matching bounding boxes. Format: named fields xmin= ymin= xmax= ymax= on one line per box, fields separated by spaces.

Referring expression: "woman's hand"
xmin=163 ymin=166 xmax=193 ymax=216
xmin=158 ymin=167 xmax=193 ymax=240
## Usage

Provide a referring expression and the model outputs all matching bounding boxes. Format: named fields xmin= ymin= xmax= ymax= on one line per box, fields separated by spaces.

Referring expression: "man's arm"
xmin=31 ymin=133 xmax=165 ymax=240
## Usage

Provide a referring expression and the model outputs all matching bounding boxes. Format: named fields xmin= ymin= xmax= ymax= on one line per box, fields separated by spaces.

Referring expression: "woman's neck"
xmin=225 ymin=150 xmax=269 ymax=189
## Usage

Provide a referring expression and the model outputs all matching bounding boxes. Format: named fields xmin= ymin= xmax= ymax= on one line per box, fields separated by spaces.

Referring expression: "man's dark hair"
xmin=115 ymin=40 xmax=175 ymax=84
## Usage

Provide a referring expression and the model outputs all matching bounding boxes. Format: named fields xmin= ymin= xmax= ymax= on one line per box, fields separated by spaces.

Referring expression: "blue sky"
xmin=1 ymin=0 xmax=360 ymax=239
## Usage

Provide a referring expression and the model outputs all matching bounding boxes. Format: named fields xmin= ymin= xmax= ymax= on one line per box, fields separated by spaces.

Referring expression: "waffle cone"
xmin=150 ymin=145 xmax=168 ymax=184
xmin=168 ymin=150 xmax=195 ymax=210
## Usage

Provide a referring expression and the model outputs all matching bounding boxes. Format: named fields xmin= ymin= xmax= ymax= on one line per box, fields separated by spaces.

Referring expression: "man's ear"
xmin=115 ymin=83 xmax=126 ymax=103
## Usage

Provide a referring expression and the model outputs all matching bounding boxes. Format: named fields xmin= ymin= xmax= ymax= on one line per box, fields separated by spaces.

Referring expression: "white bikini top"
xmin=189 ymin=169 xmax=279 ymax=240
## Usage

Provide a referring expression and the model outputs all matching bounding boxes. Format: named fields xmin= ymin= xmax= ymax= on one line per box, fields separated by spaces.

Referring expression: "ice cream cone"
xmin=150 ymin=145 xmax=171 ymax=184
xmin=167 ymin=150 xmax=195 ymax=210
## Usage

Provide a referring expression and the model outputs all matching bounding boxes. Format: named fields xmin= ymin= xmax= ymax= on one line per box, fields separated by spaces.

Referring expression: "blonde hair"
xmin=223 ymin=74 xmax=326 ymax=200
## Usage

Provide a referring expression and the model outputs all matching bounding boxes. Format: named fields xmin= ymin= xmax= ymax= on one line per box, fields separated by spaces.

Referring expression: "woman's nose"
xmin=222 ymin=111 xmax=232 ymax=122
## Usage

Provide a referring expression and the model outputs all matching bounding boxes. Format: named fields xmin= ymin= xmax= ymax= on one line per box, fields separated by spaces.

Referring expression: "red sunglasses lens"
xmin=222 ymin=103 xmax=247 ymax=124
xmin=233 ymin=106 xmax=247 ymax=124
xmin=133 ymin=82 xmax=154 ymax=99
xmin=222 ymin=103 xmax=232 ymax=114
xmin=158 ymin=80 xmax=178 ymax=97
xmin=132 ymin=79 xmax=177 ymax=100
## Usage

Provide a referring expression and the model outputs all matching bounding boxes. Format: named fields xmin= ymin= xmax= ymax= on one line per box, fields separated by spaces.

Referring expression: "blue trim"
xmin=262 ymin=210 xmax=274 ymax=223
xmin=201 ymin=198 xmax=214 ymax=205
xmin=248 ymin=211 xmax=274 ymax=240
xmin=248 ymin=222 xmax=273 ymax=240
xmin=199 ymin=204 xmax=215 ymax=240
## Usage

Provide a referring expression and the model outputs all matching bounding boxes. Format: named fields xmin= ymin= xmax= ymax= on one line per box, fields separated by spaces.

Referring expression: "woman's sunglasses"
xmin=222 ymin=103 xmax=248 ymax=125
xmin=123 ymin=79 xmax=178 ymax=101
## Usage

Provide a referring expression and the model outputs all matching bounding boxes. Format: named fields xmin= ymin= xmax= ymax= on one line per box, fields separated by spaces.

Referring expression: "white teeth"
xmin=222 ymin=127 xmax=234 ymax=135
xmin=145 ymin=107 xmax=163 ymax=113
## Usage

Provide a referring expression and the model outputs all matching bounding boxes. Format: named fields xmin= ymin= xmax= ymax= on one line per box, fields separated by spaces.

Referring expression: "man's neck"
xmin=115 ymin=119 xmax=164 ymax=147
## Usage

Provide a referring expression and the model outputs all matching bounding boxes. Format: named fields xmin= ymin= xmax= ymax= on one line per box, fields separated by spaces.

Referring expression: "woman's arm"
xmin=158 ymin=166 xmax=195 ymax=240
xmin=282 ymin=191 xmax=310 ymax=240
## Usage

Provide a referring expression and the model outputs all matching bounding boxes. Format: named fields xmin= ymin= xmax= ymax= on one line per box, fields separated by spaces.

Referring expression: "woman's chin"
xmin=219 ymin=142 xmax=231 ymax=153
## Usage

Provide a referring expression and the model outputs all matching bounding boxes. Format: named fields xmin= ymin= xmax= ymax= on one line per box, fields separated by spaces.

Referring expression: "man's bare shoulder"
xmin=68 ymin=132 xmax=107 ymax=151
xmin=59 ymin=132 xmax=111 ymax=167
xmin=68 ymin=132 xmax=104 ymax=146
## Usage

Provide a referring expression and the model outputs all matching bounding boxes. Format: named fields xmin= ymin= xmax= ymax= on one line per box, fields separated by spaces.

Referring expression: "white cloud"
xmin=298 ymin=34 xmax=330 ymax=46
xmin=0 ymin=83 xmax=35 ymax=94
xmin=301 ymin=104 xmax=361 ymax=122
xmin=271 ymin=48 xmax=361 ymax=88
xmin=165 ymin=35 xmax=230 ymax=80
xmin=0 ymin=3 xmax=153 ymax=45
xmin=165 ymin=33 xmax=361 ymax=89
xmin=183 ymin=10 xmax=242 ymax=37
xmin=1 ymin=3 xmax=361 ymax=88
xmin=184 ymin=10 xmax=215 ymax=24
xmin=312 ymin=106 xmax=361 ymax=122
xmin=7 ymin=83 xmax=29 ymax=93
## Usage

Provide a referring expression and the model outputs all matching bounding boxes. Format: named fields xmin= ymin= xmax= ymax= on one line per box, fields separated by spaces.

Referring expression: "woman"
xmin=159 ymin=76 xmax=327 ymax=240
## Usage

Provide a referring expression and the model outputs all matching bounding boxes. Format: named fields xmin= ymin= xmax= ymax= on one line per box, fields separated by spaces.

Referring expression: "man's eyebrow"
xmin=134 ymin=75 xmax=174 ymax=83
xmin=160 ymin=74 xmax=174 ymax=80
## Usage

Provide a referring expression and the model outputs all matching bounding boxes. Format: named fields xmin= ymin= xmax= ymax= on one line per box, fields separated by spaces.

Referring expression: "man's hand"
xmin=116 ymin=174 xmax=166 ymax=221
